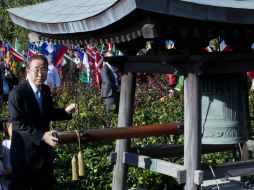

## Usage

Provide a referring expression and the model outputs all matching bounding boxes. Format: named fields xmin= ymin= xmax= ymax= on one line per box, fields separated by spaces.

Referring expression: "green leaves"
xmin=0 ymin=0 xmax=48 ymax=48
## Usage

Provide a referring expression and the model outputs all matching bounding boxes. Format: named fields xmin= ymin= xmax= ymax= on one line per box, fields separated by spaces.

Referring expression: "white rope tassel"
xmin=75 ymin=130 xmax=85 ymax=176
xmin=72 ymin=154 xmax=78 ymax=181
xmin=78 ymin=151 xmax=85 ymax=176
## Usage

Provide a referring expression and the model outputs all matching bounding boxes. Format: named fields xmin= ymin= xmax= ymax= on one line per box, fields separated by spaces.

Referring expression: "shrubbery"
xmin=1 ymin=75 xmax=254 ymax=189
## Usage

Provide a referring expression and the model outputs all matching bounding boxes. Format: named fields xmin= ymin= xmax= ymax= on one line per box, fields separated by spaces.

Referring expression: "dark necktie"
xmin=35 ymin=89 xmax=42 ymax=112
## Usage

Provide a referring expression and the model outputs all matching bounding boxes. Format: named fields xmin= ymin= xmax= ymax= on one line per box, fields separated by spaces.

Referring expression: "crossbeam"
xmin=123 ymin=152 xmax=186 ymax=184
xmin=110 ymin=144 xmax=235 ymax=160
xmin=105 ymin=52 xmax=254 ymax=75
xmin=203 ymin=160 xmax=254 ymax=180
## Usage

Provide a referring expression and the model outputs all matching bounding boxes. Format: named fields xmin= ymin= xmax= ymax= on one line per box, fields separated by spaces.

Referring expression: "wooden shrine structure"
xmin=7 ymin=0 xmax=254 ymax=189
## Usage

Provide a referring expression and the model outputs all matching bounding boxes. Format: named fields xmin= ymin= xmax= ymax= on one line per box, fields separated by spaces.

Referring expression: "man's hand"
xmin=65 ymin=103 xmax=78 ymax=114
xmin=43 ymin=131 xmax=58 ymax=147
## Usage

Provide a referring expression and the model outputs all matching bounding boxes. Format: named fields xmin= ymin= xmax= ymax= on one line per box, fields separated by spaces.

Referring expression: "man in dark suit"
xmin=100 ymin=51 xmax=120 ymax=113
xmin=100 ymin=51 xmax=120 ymax=127
xmin=8 ymin=54 xmax=77 ymax=190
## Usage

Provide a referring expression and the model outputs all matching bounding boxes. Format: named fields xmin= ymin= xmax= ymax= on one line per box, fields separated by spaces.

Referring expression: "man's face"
xmin=27 ymin=59 xmax=48 ymax=86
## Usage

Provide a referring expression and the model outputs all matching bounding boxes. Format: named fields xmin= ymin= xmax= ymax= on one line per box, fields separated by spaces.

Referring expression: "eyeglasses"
xmin=29 ymin=67 xmax=48 ymax=75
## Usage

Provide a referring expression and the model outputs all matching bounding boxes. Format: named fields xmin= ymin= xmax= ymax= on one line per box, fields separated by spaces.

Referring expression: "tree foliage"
xmin=0 ymin=0 xmax=48 ymax=49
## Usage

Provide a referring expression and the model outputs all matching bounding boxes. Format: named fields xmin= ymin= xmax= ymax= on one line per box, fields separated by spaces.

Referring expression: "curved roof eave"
xmin=136 ymin=0 xmax=254 ymax=25
xmin=7 ymin=0 xmax=254 ymax=35
xmin=7 ymin=0 xmax=136 ymax=34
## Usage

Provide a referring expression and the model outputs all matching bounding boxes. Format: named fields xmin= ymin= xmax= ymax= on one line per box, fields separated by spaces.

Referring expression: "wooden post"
xmin=184 ymin=73 xmax=201 ymax=190
xmin=112 ymin=72 xmax=136 ymax=190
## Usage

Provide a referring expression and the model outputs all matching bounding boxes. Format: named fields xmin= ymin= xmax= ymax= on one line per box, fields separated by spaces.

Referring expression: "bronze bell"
xmin=201 ymin=73 xmax=249 ymax=144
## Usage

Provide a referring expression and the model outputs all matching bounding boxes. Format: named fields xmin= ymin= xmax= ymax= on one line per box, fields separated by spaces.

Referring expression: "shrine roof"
xmin=7 ymin=0 xmax=254 ymax=36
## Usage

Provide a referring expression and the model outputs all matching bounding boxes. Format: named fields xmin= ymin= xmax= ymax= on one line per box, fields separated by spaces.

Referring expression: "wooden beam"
xmin=125 ymin=60 xmax=181 ymax=74
xmin=123 ymin=152 xmax=186 ymax=184
xmin=133 ymin=144 xmax=235 ymax=158
xmin=109 ymin=144 xmax=234 ymax=163
xmin=106 ymin=53 xmax=254 ymax=75
xmin=124 ymin=55 xmax=188 ymax=74
xmin=203 ymin=160 xmax=254 ymax=180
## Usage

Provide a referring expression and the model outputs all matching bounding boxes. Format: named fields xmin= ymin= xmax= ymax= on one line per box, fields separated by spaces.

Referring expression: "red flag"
xmin=86 ymin=44 xmax=103 ymax=86
xmin=10 ymin=46 xmax=27 ymax=62
xmin=28 ymin=43 xmax=38 ymax=58
xmin=219 ymin=38 xmax=232 ymax=52
xmin=108 ymin=43 xmax=113 ymax=51
xmin=28 ymin=49 xmax=36 ymax=58
xmin=94 ymin=51 xmax=103 ymax=85
xmin=54 ymin=44 xmax=68 ymax=69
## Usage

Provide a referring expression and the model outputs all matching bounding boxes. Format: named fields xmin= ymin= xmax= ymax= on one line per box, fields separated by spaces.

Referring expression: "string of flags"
xmin=3 ymin=35 xmax=250 ymax=88
xmin=0 ymin=37 xmax=27 ymax=75
xmin=26 ymin=40 xmax=123 ymax=86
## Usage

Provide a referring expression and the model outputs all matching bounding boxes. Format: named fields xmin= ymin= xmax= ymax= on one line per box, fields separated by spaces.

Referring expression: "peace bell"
xmin=201 ymin=73 xmax=249 ymax=144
